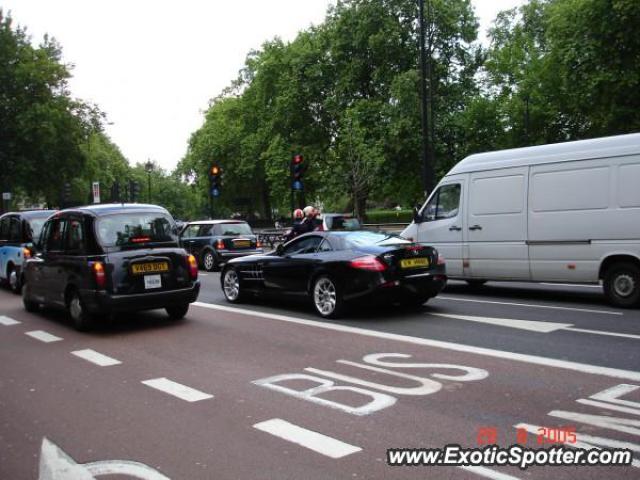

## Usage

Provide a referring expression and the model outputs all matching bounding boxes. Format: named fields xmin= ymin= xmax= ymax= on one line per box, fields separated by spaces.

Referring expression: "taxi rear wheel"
xmin=166 ymin=303 xmax=189 ymax=320
xmin=68 ymin=290 xmax=95 ymax=331
xmin=8 ymin=266 xmax=21 ymax=294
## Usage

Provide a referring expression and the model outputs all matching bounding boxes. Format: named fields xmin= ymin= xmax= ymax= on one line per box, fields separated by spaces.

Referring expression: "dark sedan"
xmin=220 ymin=231 xmax=446 ymax=318
xmin=180 ymin=220 xmax=264 ymax=271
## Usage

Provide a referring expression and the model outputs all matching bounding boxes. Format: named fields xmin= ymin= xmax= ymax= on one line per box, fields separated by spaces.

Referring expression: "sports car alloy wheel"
xmin=223 ymin=269 xmax=240 ymax=301
xmin=313 ymin=277 xmax=337 ymax=316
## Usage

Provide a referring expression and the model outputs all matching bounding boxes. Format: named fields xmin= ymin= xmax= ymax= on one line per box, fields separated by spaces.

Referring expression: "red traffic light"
xmin=293 ymin=155 xmax=303 ymax=165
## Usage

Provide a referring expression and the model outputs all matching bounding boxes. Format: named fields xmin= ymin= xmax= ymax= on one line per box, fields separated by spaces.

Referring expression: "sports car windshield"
xmin=96 ymin=212 xmax=178 ymax=247
xmin=343 ymin=231 xmax=410 ymax=247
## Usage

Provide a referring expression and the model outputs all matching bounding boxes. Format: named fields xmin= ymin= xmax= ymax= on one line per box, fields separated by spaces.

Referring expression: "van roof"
xmin=447 ymin=133 xmax=640 ymax=176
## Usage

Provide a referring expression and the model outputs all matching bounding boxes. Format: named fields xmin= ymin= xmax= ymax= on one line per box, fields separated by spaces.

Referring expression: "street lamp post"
xmin=418 ymin=0 xmax=435 ymax=196
xmin=145 ymin=160 xmax=154 ymax=203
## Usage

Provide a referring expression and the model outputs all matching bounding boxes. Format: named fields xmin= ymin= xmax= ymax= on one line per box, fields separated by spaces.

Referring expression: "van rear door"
xmin=466 ymin=167 xmax=530 ymax=280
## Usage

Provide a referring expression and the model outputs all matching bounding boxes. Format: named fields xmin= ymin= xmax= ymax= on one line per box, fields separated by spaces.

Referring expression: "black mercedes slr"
xmin=220 ymin=230 xmax=447 ymax=318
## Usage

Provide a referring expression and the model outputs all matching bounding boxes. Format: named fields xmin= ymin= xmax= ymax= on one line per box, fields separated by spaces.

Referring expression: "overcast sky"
xmin=2 ymin=0 xmax=524 ymax=172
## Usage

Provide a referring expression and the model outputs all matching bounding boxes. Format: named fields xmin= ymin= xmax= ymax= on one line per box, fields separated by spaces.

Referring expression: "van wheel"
xmin=603 ymin=263 xmax=640 ymax=308
xmin=68 ymin=290 xmax=95 ymax=331
xmin=166 ymin=304 xmax=189 ymax=320
xmin=466 ymin=280 xmax=487 ymax=288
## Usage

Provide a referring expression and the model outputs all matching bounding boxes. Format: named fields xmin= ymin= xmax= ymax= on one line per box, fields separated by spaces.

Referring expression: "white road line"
xmin=540 ymin=282 xmax=602 ymax=288
xmin=193 ymin=302 xmax=640 ymax=382
xmin=435 ymin=296 xmax=622 ymax=316
xmin=253 ymin=418 xmax=361 ymax=459
xmin=0 ymin=315 xmax=20 ymax=326
xmin=566 ymin=327 xmax=640 ymax=340
xmin=71 ymin=349 xmax=122 ymax=367
xmin=459 ymin=466 xmax=521 ymax=480
xmin=432 ymin=313 xmax=573 ymax=333
xmin=141 ymin=377 xmax=213 ymax=402
xmin=25 ymin=330 xmax=62 ymax=343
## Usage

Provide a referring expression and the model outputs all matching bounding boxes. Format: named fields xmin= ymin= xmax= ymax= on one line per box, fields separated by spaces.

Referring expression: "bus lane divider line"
xmin=192 ymin=302 xmax=640 ymax=382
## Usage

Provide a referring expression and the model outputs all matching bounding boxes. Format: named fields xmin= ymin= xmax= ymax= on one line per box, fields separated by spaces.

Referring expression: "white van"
xmin=401 ymin=133 xmax=640 ymax=308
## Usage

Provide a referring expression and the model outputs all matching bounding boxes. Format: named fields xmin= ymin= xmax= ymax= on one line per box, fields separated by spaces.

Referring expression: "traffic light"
xmin=63 ymin=182 xmax=72 ymax=204
xmin=209 ymin=164 xmax=222 ymax=197
xmin=129 ymin=180 xmax=141 ymax=202
xmin=291 ymin=154 xmax=305 ymax=191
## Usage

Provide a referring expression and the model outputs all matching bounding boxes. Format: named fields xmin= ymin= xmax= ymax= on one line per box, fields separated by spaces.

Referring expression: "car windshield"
xmin=96 ymin=212 xmax=178 ymax=247
xmin=343 ymin=231 xmax=410 ymax=247
xmin=326 ymin=216 xmax=360 ymax=230
xmin=217 ymin=223 xmax=252 ymax=236
xmin=27 ymin=218 xmax=47 ymax=241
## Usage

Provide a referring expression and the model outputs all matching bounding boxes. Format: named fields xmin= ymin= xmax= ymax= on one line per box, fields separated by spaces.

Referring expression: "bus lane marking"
xmin=253 ymin=418 xmax=362 ymax=459
xmin=141 ymin=378 xmax=213 ymax=402
xmin=71 ymin=349 xmax=122 ymax=367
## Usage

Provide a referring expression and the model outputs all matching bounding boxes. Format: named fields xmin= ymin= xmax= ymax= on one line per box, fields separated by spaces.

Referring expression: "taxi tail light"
xmin=22 ymin=247 xmax=31 ymax=259
xmin=92 ymin=262 xmax=106 ymax=289
xmin=350 ymin=255 xmax=387 ymax=272
xmin=216 ymin=239 xmax=225 ymax=249
xmin=187 ymin=255 xmax=198 ymax=280
xmin=256 ymin=240 xmax=263 ymax=248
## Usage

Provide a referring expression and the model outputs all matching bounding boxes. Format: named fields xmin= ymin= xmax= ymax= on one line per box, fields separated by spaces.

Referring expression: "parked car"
xmin=0 ymin=210 xmax=56 ymax=293
xmin=220 ymin=230 xmax=446 ymax=318
xmin=318 ymin=213 xmax=361 ymax=231
xmin=402 ymin=132 xmax=640 ymax=308
xmin=21 ymin=204 xmax=200 ymax=330
xmin=179 ymin=220 xmax=264 ymax=271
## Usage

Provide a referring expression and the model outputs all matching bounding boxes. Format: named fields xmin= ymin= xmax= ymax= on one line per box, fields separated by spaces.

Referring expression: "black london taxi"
xmin=21 ymin=204 xmax=200 ymax=330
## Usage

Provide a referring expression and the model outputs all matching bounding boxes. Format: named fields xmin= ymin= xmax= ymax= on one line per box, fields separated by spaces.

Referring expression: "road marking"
xmin=141 ymin=377 xmax=213 ymax=402
xmin=25 ymin=330 xmax=62 ymax=343
xmin=432 ymin=313 xmax=640 ymax=340
xmin=39 ymin=437 xmax=170 ymax=480
xmin=253 ymin=418 xmax=361 ymax=458
xmin=459 ymin=466 xmax=521 ymax=480
xmin=193 ymin=302 xmax=640 ymax=382
xmin=435 ymin=296 xmax=622 ymax=316
xmin=432 ymin=313 xmax=573 ymax=333
xmin=540 ymin=282 xmax=602 ymax=288
xmin=566 ymin=327 xmax=640 ymax=340
xmin=0 ymin=315 xmax=20 ymax=326
xmin=71 ymin=349 xmax=122 ymax=367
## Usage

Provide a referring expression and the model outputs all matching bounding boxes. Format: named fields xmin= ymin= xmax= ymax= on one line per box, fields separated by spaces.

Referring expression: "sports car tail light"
xmin=216 ymin=239 xmax=225 ymax=249
xmin=92 ymin=262 xmax=106 ymax=289
xmin=187 ymin=255 xmax=198 ymax=280
xmin=350 ymin=255 xmax=387 ymax=272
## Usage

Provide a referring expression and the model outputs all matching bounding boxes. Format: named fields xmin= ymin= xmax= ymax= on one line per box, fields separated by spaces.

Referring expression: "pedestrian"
xmin=283 ymin=208 xmax=305 ymax=242
xmin=300 ymin=205 xmax=319 ymax=234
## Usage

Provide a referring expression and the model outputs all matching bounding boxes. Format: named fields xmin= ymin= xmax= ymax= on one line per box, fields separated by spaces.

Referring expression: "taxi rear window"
xmin=96 ymin=212 xmax=178 ymax=247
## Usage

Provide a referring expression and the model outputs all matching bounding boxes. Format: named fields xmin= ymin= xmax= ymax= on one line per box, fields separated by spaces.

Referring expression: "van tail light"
xmin=437 ymin=252 xmax=446 ymax=265
xmin=349 ymin=255 xmax=387 ymax=272
xmin=22 ymin=247 xmax=31 ymax=259
xmin=92 ymin=262 xmax=106 ymax=289
xmin=187 ymin=255 xmax=198 ymax=280
xmin=216 ymin=239 xmax=225 ymax=249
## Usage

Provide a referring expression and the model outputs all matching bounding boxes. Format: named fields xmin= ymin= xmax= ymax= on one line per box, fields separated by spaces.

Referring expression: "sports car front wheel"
xmin=312 ymin=275 xmax=345 ymax=319
xmin=222 ymin=267 xmax=244 ymax=303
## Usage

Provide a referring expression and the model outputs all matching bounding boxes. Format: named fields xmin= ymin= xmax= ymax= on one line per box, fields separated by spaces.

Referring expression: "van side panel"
xmin=466 ymin=167 xmax=530 ymax=280
xmin=528 ymin=156 xmax=640 ymax=282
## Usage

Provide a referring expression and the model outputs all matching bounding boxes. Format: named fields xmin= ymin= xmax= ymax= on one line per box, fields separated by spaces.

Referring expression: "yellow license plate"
xmin=400 ymin=258 xmax=429 ymax=269
xmin=132 ymin=262 xmax=169 ymax=274
xmin=233 ymin=240 xmax=250 ymax=248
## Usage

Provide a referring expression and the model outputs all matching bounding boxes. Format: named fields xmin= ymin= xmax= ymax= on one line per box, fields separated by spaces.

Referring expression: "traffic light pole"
xmin=418 ymin=0 xmax=435 ymax=196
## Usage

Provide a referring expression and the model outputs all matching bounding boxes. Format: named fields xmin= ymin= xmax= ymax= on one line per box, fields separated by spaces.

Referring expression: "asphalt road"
xmin=1 ymin=277 xmax=639 ymax=479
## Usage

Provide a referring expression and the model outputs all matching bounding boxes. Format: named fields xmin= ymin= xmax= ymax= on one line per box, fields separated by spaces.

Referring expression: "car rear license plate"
xmin=144 ymin=274 xmax=162 ymax=289
xmin=132 ymin=261 xmax=169 ymax=274
xmin=400 ymin=258 xmax=429 ymax=269
xmin=233 ymin=240 xmax=251 ymax=248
